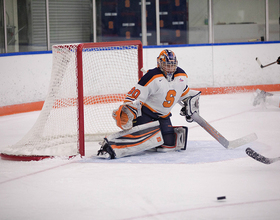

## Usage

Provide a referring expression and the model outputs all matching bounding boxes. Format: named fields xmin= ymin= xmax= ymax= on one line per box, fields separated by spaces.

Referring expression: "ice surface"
xmin=1 ymin=92 xmax=280 ymax=220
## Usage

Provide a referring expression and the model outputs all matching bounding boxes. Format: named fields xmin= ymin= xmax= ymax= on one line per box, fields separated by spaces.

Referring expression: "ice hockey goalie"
xmin=97 ymin=49 xmax=201 ymax=159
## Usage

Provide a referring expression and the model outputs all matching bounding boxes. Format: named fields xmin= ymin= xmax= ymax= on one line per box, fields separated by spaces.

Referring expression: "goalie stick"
xmin=255 ymin=57 xmax=277 ymax=68
xmin=245 ymin=147 xmax=280 ymax=164
xmin=191 ymin=112 xmax=257 ymax=149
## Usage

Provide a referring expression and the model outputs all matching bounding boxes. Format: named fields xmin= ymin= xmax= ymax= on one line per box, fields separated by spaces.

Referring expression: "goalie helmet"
xmin=157 ymin=49 xmax=178 ymax=82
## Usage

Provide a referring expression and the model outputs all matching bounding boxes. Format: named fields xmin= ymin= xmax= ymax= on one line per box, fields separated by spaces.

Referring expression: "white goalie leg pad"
xmin=174 ymin=126 xmax=188 ymax=150
xmin=157 ymin=126 xmax=188 ymax=152
xmin=106 ymin=121 xmax=164 ymax=158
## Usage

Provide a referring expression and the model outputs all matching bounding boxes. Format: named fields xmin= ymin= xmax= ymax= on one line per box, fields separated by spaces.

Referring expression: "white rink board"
xmin=1 ymin=42 xmax=280 ymax=106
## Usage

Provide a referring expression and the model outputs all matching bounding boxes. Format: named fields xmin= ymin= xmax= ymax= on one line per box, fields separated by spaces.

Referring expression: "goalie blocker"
xmin=97 ymin=121 xmax=188 ymax=159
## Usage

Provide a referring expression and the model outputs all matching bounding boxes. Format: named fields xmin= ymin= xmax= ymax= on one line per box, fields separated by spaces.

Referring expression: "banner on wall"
xmin=100 ymin=0 xmax=188 ymax=45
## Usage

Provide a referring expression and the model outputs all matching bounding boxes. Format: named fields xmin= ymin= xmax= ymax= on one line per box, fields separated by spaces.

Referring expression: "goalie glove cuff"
xmin=113 ymin=106 xmax=133 ymax=130
xmin=180 ymin=106 xmax=193 ymax=122
xmin=112 ymin=101 xmax=142 ymax=130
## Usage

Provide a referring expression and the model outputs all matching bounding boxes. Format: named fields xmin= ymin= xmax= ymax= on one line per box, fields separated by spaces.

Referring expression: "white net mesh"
xmin=2 ymin=42 xmax=141 ymax=157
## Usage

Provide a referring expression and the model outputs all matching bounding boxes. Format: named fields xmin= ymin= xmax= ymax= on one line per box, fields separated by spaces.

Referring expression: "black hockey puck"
xmin=217 ymin=196 xmax=226 ymax=200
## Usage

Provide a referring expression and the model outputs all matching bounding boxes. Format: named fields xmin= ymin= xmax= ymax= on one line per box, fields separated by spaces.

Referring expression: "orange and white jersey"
xmin=124 ymin=67 xmax=200 ymax=117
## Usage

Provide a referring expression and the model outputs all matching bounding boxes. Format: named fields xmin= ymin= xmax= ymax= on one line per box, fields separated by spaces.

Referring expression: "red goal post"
xmin=0 ymin=40 xmax=143 ymax=161
xmin=76 ymin=41 xmax=143 ymax=157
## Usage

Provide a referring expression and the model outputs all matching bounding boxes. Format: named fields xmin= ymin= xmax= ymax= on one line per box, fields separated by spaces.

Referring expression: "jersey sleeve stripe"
xmin=181 ymin=87 xmax=190 ymax=97
xmin=124 ymin=97 xmax=135 ymax=102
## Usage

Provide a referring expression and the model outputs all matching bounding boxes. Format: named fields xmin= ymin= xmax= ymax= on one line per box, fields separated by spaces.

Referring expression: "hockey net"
xmin=1 ymin=40 xmax=143 ymax=161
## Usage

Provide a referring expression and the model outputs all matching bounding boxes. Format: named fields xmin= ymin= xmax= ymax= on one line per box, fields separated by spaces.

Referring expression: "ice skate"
xmin=97 ymin=139 xmax=116 ymax=159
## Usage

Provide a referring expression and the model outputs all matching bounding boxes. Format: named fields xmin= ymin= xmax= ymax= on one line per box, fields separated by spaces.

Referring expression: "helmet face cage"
xmin=157 ymin=49 xmax=178 ymax=81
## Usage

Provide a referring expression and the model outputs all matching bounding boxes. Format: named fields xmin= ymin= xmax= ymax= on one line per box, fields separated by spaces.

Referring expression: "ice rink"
xmin=1 ymin=92 xmax=280 ymax=220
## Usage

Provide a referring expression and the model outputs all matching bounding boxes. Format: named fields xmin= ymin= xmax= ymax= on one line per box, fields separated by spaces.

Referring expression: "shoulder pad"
xmin=138 ymin=68 xmax=164 ymax=86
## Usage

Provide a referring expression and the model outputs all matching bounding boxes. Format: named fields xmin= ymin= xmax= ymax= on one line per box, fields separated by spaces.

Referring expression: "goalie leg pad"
xmin=175 ymin=126 xmax=188 ymax=150
xmin=157 ymin=126 xmax=188 ymax=152
xmin=97 ymin=121 xmax=164 ymax=159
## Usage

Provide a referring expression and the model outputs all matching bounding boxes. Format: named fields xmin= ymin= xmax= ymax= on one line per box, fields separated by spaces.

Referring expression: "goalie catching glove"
xmin=180 ymin=91 xmax=201 ymax=122
xmin=112 ymin=100 xmax=142 ymax=130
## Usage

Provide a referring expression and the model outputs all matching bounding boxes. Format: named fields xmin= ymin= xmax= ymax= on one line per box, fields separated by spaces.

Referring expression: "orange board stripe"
xmin=1 ymin=84 xmax=280 ymax=116
xmin=196 ymin=84 xmax=280 ymax=95
xmin=0 ymin=101 xmax=44 ymax=117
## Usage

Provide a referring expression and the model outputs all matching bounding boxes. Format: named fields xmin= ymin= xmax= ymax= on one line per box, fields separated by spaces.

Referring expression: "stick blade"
xmin=227 ymin=133 xmax=258 ymax=149
xmin=246 ymin=147 xmax=280 ymax=164
xmin=246 ymin=147 xmax=272 ymax=164
xmin=255 ymin=57 xmax=263 ymax=68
